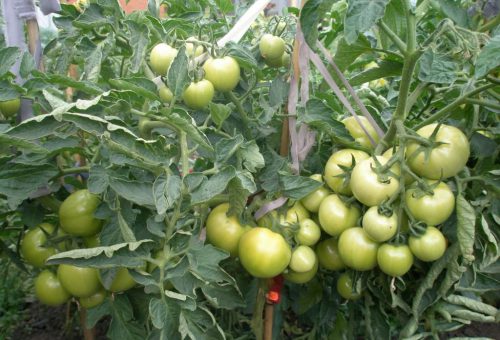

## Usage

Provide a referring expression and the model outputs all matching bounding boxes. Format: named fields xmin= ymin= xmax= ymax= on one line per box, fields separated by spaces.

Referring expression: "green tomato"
xmin=342 ymin=116 xmax=379 ymax=149
xmin=377 ymin=244 xmax=413 ymax=277
xmin=203 ymin=56 xmax=240 ymax=92
xmin=59 ymin=189 xmax=103 ymax=237
xmin=324 ymin=149 xmax=369 ymax=195
xmin=35 ymin=270 xmax=71 ymax=306
xmin=409 ymin=226 xmax=447 ymax=262
xmin=405 ymin=180 xmax=455 ymax=226
xmin=57 ymin=264 xmax=102 ymax=298
xmin=149 ymin=43 xmax=178 ymax=76
xmin=283 ymin=201 xmax=310 ymax=224
xmin=318 ymin=194 xmax=360 ymax=236
xmin=182 ymin=79 xmax=214 ymax=110
xmin=106 ymin=267 xmax=137 ymax=292
xmin=316 ymin=238 xmax=345 ymax=271
xmin=259 ymin=34 xmax=285 ymax=60
xmin=284 ymin=257 xmax=318 ymax=284
xmin=206 ymin=203 xmax=246 ymax=257
xmin=350 ymin=156 xmax=400 ymax=207
xmin=0 ymin=98 xmax=21 ymax=118
xmin=185 ymin=37 xmax=204 ymax=57
xmin=238 ymin=227 xmax=291 ymax=278
xmin=83 ymin=234 xmax=100 ymax=248
xmin=289 ymin=245 xmax=316 ymax=273
xmin=301 ymin=174 xmax=330 ymax=213
xmin=362 ymin=206 xmax=398 ymax=243
xmin=338 ymin=227 xmax=379 ymax=271
xmin=336 ymin=273 xmax=362 ymax=300
xmin=295 ymin=219 xmax=321 ymax=246
xmin=406 ymin=124 xmax=470 ymax=179
xmin=21 ymin=223 xmax=57 ymax=268
xmin=79 ymin=289 xmax=106 ymax=309
xmin=159 ymin=86 xmax=173 ymax=103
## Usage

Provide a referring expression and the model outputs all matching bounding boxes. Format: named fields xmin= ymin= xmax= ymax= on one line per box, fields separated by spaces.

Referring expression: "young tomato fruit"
xmin=295 ymin=218 xmax=321 ymax=246
xmin=21 ymin=223 xmax=57 ymax=268
xmin=59 ymin=189 xmax=103 ymax=237
xmin=377 ymin=244 xmax=413 ymax=276
xmin=289 ymin=245 xmax=316 ymax=273
xmin=284 ymin=258 xmax=318 ymax=284
xmin=405 ymin=180 xmax=455 ymax=226
xmin=149 ymin=43 xmax=178 ymax=76
xmin=238 ymin=227 xmax=291 ymax=278
xmin=203 ymin=56 xmax=240 ymax=92
xmin=324 ymin=149 xmax=369 ymax=195
xmin=57 ymin=264 xmax=102 ymax=298
xmin=104 ymin=267 xmax=138 ymax=292
xmin=35 ymin=270 xmax=71 ymax=306
xmin=409 ymin=226 xmax=447 ymax=262
xmin=318 ymin=194 xmax=360 ymax=236
xmin=338 ymin=227 xmax=379 ymax=271
xmin=79 ymin=289 xmax=106 ymax=309
xmin=337 ymin=273 xmax=362 ymax=300
xmin=406 ymin=124 xmax=470 ymax=179
xmin=362 ymin=206 xmax=398 ymax=242
xmin=182 ymin=79 xmax=214 ymax=110
xmin=159 ymin=86 xmax=173 ymax=103
xmin=316 ymin=238 xmax=345 ymax=271
xmin=185 ymin=37 xmax=204 ymax=57
xmin=0 ymin=98 xmax=21 ymax=118
xmin=350 ymin=156 xmax=400 ymax=207
xmin=283 ymin=201 xmax=310 ymax=224
xmin=342 ymin=116 xmax=379 ymax=149
xmin=301 ymin=174 xmax=330 ymax=213
xmin=206 ymin=203 xmax=247 ymax=257
xmin=259 ymin=34 xmax=286 ymax=60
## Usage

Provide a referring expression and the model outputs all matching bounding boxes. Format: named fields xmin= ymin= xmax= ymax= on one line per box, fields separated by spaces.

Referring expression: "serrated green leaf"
xmin=88 ymin=166 xmax=109 ymax=194
xmin=215 ymin=135 xmax=244 ymax=165
xmin=167 ymin=46 xmax=190 ymax=98
xmin=20 ymin=52 xmax=36 ymax=79
xmin=269 ymin=76 xmax=290 ymax=107
xmin=163 ymin=109 xmax=213 ymax=151
xmin=225 ymin=42 xmax=258 ymax=70
xmin=344 ymin=0 xmax=390 ymax=44
xmin=149 ymin=298 xmax=169 ymax=329
xmin=107 ymin=295 xmax=146 ymax=340
xmin=209 ymin=102 xmax=231 ymax=127
xmin=280 ymin=174 xmax=323 ymax=200
xmin=125 ymin=20 xmax=150 ymax=74
xmin=334 ymin=36 xmax=373 ymax=72
xmin=109 ymin=77 xmax=159 ymax=101
xmin=418 ymin=50 xmax=458 ymax=84
xmin=153 ymin=174 xmax=182 ymax=215
xmin=239 ymin=141 xmax=264 ymax=172
xmin=190 ymin=166 xmax=236 ymax=204
xmin=456 ymin=194 xmax=476 ymax=263
xmin=74 ymin=3 xmax=116 ymax=29
xmin=475 ymin=34 xmax=500 ymax=79
xmin=0 ymin=47 xmax=21 ymax=77
xmin=303 ymin=99 xmax=353 ymax=141
xmin=349 ymin=60 xmax=403 ymax=86
xmin=201 ymin=283 xmax=245 ymax=309
xmin=0 ymin=134 xmax=47 ymax=153
xmin=110 ymin=177 xmax=155 ymax=207
xmin=300 ymin=0 xmax=336 ymax=49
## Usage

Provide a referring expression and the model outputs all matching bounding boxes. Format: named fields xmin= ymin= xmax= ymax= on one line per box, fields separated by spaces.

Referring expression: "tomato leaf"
xmin=201 ymin=283 xmax=245 ymax=309
xmin=107 ymin=295 xmax=146 ymax=340
xmin=475 ymin=33 xmax=500 ymax=78
xmin=162 ymin=108 xmax=213 ymax=152
xmin=0 ymin=47 xmax=21 ymax=78
xmin=279 ymin=174 xmax=323 ymax=200
xmin=109 ymin=77 xmax=159 ymax=101
xmin=344 ymin=0 xmax=390 ymax=45
xmin=379 ymin=0 xmax=407 ymax=50
xmin=209 ymin=102 xmax=231 ymax=127
xmin=303 ymin=98 xmax=354 ymax=141
xmin=418 ymin=50 xmax=458 ymax=84
xmin=153 ymin=174 xmax=182 ymax=215
xmin=167 ymin=46 xmax=190 ymax=98
xmin=224 ymin=42 xmax=258 ymax=70
xmin=334 ymin=36 xmax=373 ymax=72
xmin=300 ymin=0 xmax=336 ymax=50
xmin=239 ymin=141 xmax=264 ymax=172
xmin=456 ymin=194 xmax=476 ymax=263
xmin=110 ymin=177 xmax=155 ymax=207
xmin=477 ymin=214 xmax=499 ymax=270
xmin=349 ymin=60 xmax=403 ymax=86
xmin=269 ymin=76 xmax=289 ymax=107
xmin=227 ymin=171 xmax=257 ymax=216
xmin=125 ymin=20 xmax=150 ymax=74
xmin=190 ymin=166 xmax=236 ymax=204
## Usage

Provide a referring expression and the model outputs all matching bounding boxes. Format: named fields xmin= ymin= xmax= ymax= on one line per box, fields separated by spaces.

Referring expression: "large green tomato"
xmin=377 ymin=244 xmax=413 ymax=276
xmin=57 ymin=264 xmax=102 ymax=298
xmin=21 ymin=223 xmax=57 ymax=268
xmin=265 ymin=52 xmax=289 ymax=68
xmin=406 ymin=124 xmax=470 ymax=179
xmin=0 ymin=98 xmax=21 ymax=118
xmin=301 ymin=174 xmax=330 ymax=213
xmin=182 ymin=79 xmax=214 ymax=110
xmin=350 ymin=156 xmax=400 ymax=207
xmin=259 ymin=34 xmax=285 ymax=60
xmin=324 ymin=149 xmax=369 ymax=195
xmin=409 ymin=226 xmax=447 ymax=262
xmin=104 ymin=268 xmax=138 ymax=292
xmin=284 ymin=257 xmax=318 ymax=284
xmin=362 ymin=206 xmax=398 ymax=242
xmin=318 ymin=194 xmax=360 ymax=236
xmin=59 ymin=189 xmax=103 ymax=237
xmin=35 ymin=270 xmax=71 ymax=306
xmin=336 ymin=273 xmax=362 ymax=300
xmin=316 ymin=238 xmax=345 ymax=271
xmin=149 ymin=43 xmax=178 ymax=76
xmin=238 ymin=228 xmax=291 ymax=278
xmin=405 ymin=180 xmax=455 ymax=226
xmin=203 ymin=56 xmax=240 ymax=92
xmin=295 ymin=219 xmax=321 ymax=246
xmin=159 ymin=86 xmax=173 ymax=103
xmin=79 ymin=289 xmax=106 ymax=309
xmin=206 ymin=203 xmax=246 ymax=257
xmin=342 ymin=116 xmax=379 ymax=149
xmin=289 ymin=245 xmax=316 ymax=273
xmin=338 ymin=227 xmax=379 ymax=271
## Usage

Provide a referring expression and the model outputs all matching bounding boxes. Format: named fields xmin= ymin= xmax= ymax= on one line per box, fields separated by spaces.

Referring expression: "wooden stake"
xmin=264 ymin=303 xmax=274 ymax=340
xmin=80 ymin=308 xmax=96 ymax=340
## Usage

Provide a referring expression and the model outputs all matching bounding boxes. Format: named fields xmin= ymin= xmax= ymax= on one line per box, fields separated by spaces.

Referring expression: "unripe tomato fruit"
xmin=324 ymin=149 xmax=369 ymax=195
xmin=149 ymin=43 xmax=178 ymax=76
xmin=57 ymin=264 xmax=102 ymax=298
xmin=79 ymin=289 xmax=106 ymax=309
xmin=362 ymin=206 xmax=398 ymax=242
xmin=301 ymin=174 xmax=330 ymax=213
xmin=185 ymin=37 xmax=204 ymax=57
xmin=283 ymin=201 xmax=310 ymax=224
xmin=35 ymin=270 xmax=71 ymax=306
xmin=206 ymin=203 xmax=247 ymax=257
xmin=284 ymin=257 xmax=318 ymax=284
xmin=342 ymin=116 xmax=379 ymax=149
xmin=182 ymin=79 xmax=214 ymax=110
xmin=0 ymin=98 xmax=21 ymax=118
xmin=316 ymin=238 xmax=345 ymax=271
xmin=405 ymin=180 xmax=455 ymax=226
xmin=104 ymin=267 xmax=138 ymax=292
xmin=337 ymin=273 xmax=362 ymax=300
xmin=259 ymin=34 xmax=285 ymax=60
xmin=338 ymin=227 xmax=379 ymax=271
xmin=377 ymin=244 xmax=413 ymax=276
xmin=21 ymin=223 xmax=57 ymax=268
xmin=238 ymin=227 xmax=291 ymax=278
xmin=203 ymin=56 xmax=240 ymax=92
xmin=318 ymin=194 xmax=360 ymax=236
xmin=408 ymin=226 xmax=447 ymax=262
xmin=59 ymin=189 xmax=103 ymax=237
xmin=295 ymin=219 xmax=321 ymax=246
xmin=350 ymin=156 xmax=400 ymax=207
xmin=289 ymin=245 xmax=316 ymax=273
xmin=406 ymin=124 xmax=470 ymax=179
xmin=159 ymin=86 xmax=173 ymax=103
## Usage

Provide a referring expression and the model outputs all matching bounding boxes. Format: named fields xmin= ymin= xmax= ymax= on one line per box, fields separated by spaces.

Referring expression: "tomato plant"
xmin=316 ymin=238 xmax=345 ymax=271
xmin=289 ymin=245 xmax=316 ymax=273
xmin=377 ymin=243 xmax=413 ymax=277
xmin=342 ymin=116 xmax=379 ymax=149
xmin=295 ymin=218 xmax=321 ymax=246
xmin=205 ymin=203 xmax=247 ymax=256
xmin=149 ymin=43 xmax=178 ymax=76
xmin=0 ymin=98 xmax=21 ymax=118
xmin=182 ymin=79 xmax=215 ymax=109
xmin=405 ymin=180 xmax=455 ymax=226
xmin=34 ymin=270 xmax=71 ymax=306
xmin=336 ymin=273 xmax=362 ymax=300
xmin=408 ymin=226 xmax=447 ymax=262
xmin=202 ymin=56 xmax=241 ymax=92
xmin=362 ymin=206 xmax=398 ymax=242
xmin=20 ymin=223 xmax=57 ymax=268
xmin=58 ymin=189 xmax=103 ymax=237
xmin=57 ymin=264 xmax=102 ymax=298
xmin=323 ymin=149 xmax=369 ymax=195
xmin=318 ymin=194 xmax=360 ymax=236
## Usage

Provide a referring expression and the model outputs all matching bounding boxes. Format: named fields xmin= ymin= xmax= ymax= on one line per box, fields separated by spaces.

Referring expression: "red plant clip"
xmin=266 ymin=275 xmax=284 ymax=304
